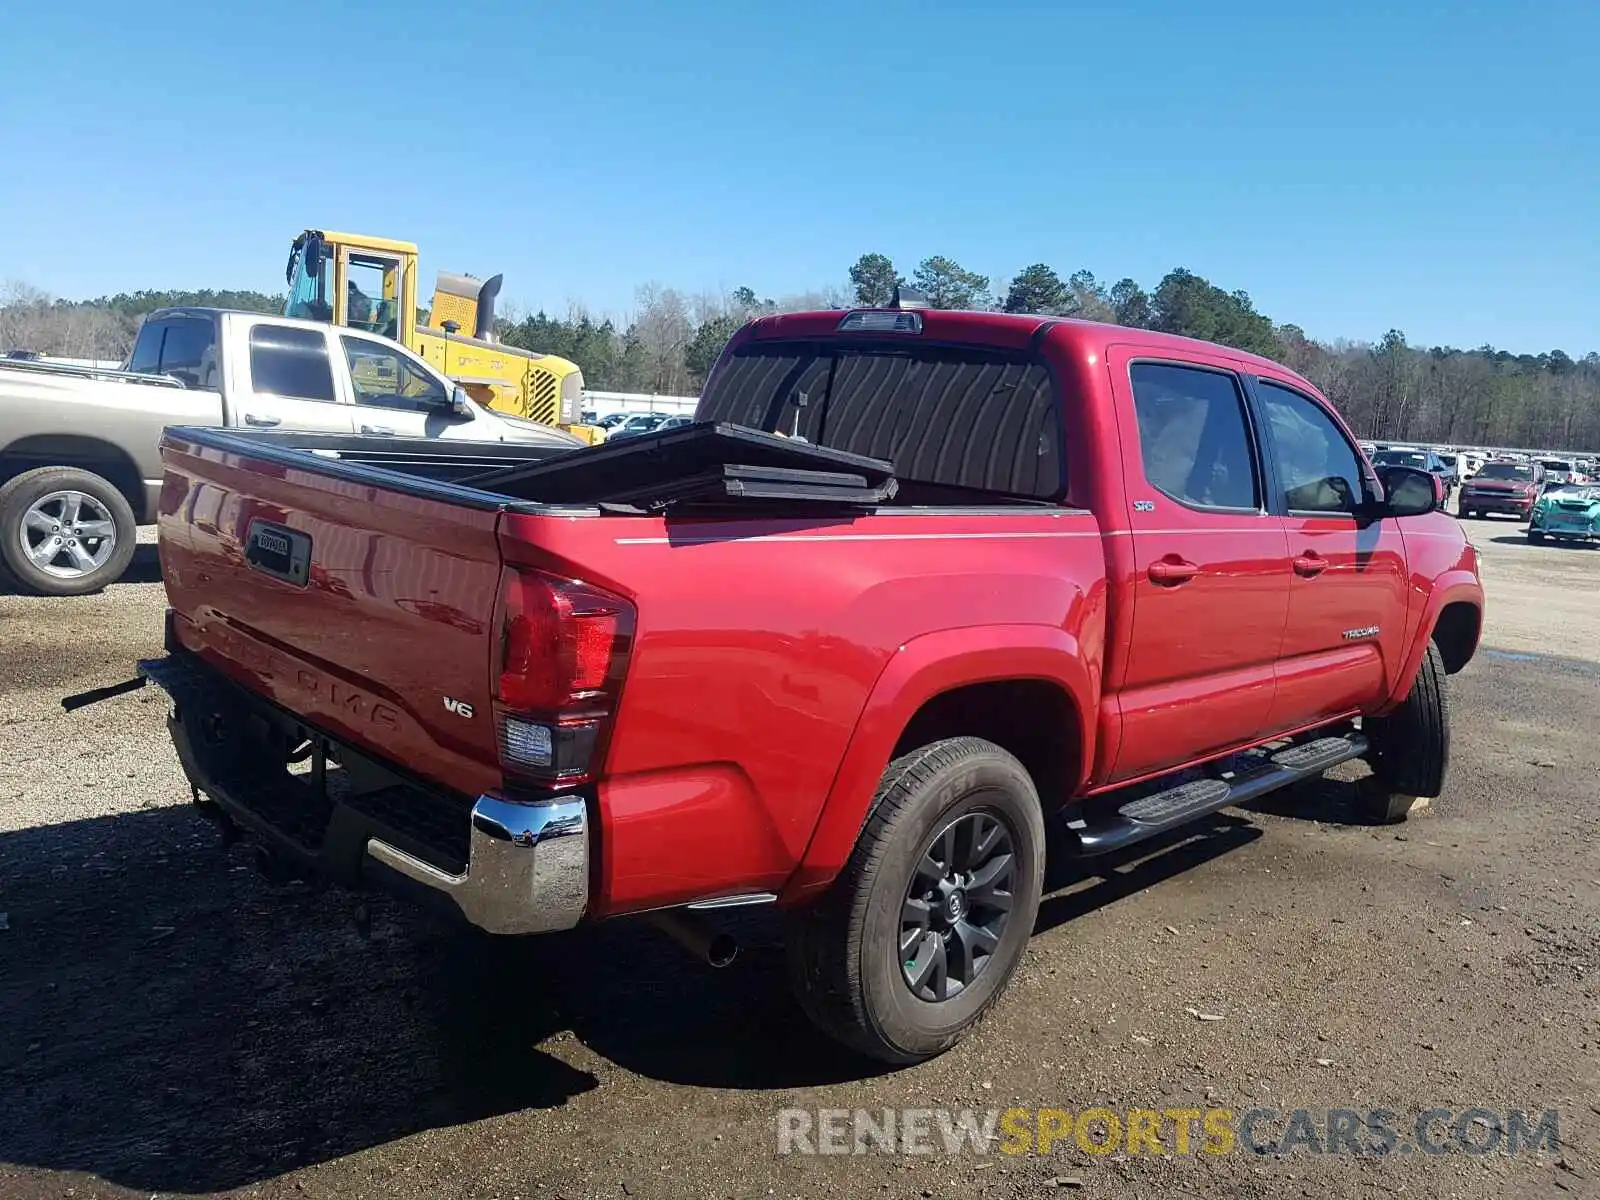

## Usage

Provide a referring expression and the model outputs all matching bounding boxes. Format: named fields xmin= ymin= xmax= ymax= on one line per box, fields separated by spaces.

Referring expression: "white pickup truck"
xmin=0 ymin=307 xmax=582 ymax=596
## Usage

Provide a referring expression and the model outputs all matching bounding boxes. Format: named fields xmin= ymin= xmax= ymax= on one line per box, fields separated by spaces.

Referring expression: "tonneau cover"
xmin=458 ymin=420 xmax=897 ymax=507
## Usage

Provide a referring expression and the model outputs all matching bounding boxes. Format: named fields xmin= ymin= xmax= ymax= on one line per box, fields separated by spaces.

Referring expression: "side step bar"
xmin=1068 ymin=733 xmax=1369 ymax=857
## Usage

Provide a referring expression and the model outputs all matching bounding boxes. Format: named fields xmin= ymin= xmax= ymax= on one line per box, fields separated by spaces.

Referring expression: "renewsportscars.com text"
xmin=776 ymin=1106 xmax=1561 ymax=1158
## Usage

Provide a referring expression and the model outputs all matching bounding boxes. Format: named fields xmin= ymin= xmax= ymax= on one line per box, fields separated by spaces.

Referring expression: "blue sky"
xmin=2 ymin=0 xmax=1596 ymax=353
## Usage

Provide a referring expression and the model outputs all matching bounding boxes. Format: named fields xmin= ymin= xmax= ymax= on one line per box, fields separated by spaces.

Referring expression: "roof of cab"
xmin=142 ymin=306 xmax=335 ymax=336
xmin=746 ymin=307 xmax=1310 ymax=389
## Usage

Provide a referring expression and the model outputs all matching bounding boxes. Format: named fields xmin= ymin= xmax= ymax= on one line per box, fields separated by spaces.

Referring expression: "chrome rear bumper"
xmin=367 ymin=795 xmax=588 ymax=935
xmin=138 ymin=653 xmax=589 ymax=936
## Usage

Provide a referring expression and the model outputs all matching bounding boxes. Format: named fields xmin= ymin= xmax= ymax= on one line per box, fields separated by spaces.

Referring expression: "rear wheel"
xmin=0 ymin=467 xmax=137 ymax=597
xmin=785 ymin=737 xmax=1045 ymax=1064
xmin=1528 ymin=529 xmax=1545 ymax=544
xmin=1361 ymin=641 xmax=1449 ymax=824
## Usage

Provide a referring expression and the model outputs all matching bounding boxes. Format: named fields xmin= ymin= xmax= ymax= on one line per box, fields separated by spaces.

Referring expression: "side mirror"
xmin=303 ymin=232 xmax=324 ymax=279
xmin=1375 ymin=466 xmax=1441 ymax=517
xmin=450 ymin=386 xmax=474 ymax=417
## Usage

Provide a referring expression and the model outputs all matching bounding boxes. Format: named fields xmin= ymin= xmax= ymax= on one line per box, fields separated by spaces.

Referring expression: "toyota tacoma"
xmin=103 ymin=301 xmax=1483 ymax=1063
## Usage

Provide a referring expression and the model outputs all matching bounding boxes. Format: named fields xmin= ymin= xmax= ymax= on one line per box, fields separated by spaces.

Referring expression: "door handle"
xmin=360 ymin=424 xmax=395 ymax=436
xmin=1147 ymin=558 xmax=1200 ymax=585
xmin=1293 ymin=553 xmax=1329 ymax=577
xmin=243 ymin=413 xmax=281 ymax=427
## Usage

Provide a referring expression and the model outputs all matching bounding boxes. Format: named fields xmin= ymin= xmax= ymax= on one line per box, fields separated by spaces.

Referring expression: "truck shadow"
xmin=0 ymin=789 xmax=1288 ymax=1193
xmin=1036 ymin=812 xmax=1262 ymax=934
xmin=1235 ymin=772 xmax=1390 ymax=826
xmin=0 ymin=806 xmax=864 ymax=1194
xmin=118 ymin=542 xmax=167 ymax=585
xmin=1035 ymin=772 xmax=1395 ymax=933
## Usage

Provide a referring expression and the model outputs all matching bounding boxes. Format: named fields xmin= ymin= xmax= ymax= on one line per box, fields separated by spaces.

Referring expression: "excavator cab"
xmin=284 ymin=230 xmax=417 ymax=343
xmin=281 ymin=228 xmax=601 ymax=442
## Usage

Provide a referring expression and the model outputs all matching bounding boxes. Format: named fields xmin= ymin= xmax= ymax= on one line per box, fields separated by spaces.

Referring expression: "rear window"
xmin=249 ymin=325 xmax=336 ymax=403
xmin=697 ymin=342 xmax=1063 ymax=499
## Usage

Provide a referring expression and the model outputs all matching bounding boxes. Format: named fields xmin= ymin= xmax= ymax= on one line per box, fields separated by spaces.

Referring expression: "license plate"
xmin=245 ymin=520 xmax=311 ymax=587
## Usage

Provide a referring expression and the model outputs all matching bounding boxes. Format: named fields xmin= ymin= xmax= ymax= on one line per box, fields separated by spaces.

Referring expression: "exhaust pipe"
xmin=648 ymin=908 xmax=738 ymax=968
xmin=473 ymin=274 xmax=503 ymax=342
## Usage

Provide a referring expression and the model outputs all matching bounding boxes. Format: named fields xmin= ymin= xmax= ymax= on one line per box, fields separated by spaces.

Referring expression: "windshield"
xmin=1478 ymin=462 xmax=1533 ymax=480
xmin=1438 ymin=454 xmax=1456 ymax=467
xmin=1374 ymin=450 xmax=1428 ymax=468
xmin=1546 ymin=484 xmax=1600 ymax=500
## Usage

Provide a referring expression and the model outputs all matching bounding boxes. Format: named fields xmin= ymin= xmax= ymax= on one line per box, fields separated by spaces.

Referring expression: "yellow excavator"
xmin=283 ymin=229 xmax=603 ymax=443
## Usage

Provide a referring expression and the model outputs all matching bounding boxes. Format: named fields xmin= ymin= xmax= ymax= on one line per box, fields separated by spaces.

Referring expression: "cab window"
xmin=696 ymin=342 xmax=1064 ymax=500
xmin=1129 ymin=362 xmax=1259 ymax=511
xmin=340 ymin=336 xmax=448 ymax=412
xmin=249 ymin=326 xmax=337 ymax=403
xmin=1256 ymin=381 xmax=1364 ymax=515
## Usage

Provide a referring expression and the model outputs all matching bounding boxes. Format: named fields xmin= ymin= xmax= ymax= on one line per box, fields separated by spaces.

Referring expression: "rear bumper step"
xmin=136 ymin=654 xmax=589 ymax=935
xmin=1069 ymin=732 xmax=1369 ymax=856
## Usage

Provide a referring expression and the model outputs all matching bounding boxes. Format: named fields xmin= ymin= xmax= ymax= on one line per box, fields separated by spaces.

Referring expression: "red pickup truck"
xmin=125 ymin=303 xmax=1483 ymax=1063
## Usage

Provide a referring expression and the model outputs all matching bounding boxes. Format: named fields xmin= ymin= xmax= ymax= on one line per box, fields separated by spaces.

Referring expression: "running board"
xmin=1068 ymin=733 xmax=1369 ymax=856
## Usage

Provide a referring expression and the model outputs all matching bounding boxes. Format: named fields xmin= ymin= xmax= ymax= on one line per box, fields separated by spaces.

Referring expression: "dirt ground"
xmin=1 ymin=520 xmax=1596 ymax=1200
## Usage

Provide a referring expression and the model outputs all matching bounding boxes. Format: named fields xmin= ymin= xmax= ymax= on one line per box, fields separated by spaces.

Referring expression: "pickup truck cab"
xmin=0 ymin=308 xmax=580 ymax=596
xmin=124 ymin=303 xmax=1483 ymax=1063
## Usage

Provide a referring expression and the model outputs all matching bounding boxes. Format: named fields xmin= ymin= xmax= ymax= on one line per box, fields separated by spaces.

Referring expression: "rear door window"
xmin=1128 ymin=362 xmax=1259 ymax=510
xmin=697 ymin=343 xmax=1063 ymax=499
xmin=248 ymin=325 xmax=337 ymax=403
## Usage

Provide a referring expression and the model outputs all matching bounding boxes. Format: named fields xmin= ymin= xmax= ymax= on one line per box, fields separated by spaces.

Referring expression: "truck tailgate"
xmin=155 ymin=429 xmax=506 ymax=798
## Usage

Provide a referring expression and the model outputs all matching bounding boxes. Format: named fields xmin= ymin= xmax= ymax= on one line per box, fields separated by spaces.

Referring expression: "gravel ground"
xmin=0 ymin=518 xmax=1597 ymax=1200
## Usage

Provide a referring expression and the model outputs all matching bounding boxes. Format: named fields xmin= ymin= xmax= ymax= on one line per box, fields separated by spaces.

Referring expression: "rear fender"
xmin=777 ymin=624 xmax=1096 ymax=904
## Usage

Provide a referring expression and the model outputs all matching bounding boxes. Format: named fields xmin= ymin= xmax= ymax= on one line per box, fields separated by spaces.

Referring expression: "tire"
xmin=1361 ymin=641 xmax=1449 ymax=823
xmin=785 ymin=737 xmax=1046 ymax=1064
xmin=1528 ymin=529 xmax=1545 ymax=544
xmin=0 ymin=466 xmax=138 ymax=597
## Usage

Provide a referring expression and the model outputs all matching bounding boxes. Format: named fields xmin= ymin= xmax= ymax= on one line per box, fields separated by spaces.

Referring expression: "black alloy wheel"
xmin=899 ymin=809 xmax=1016 ymax=1002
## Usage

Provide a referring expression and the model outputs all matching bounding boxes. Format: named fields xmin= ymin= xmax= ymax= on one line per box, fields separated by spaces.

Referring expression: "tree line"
xmin=5 ymin=256 xmax=1599 ymax=451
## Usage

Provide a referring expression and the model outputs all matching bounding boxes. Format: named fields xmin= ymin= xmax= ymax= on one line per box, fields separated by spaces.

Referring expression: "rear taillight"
xmin=494 ymin=568 xmax=634 ymax=785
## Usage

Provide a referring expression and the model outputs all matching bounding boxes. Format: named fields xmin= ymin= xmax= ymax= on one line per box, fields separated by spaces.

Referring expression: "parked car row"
xmin=1357 ymin=441 xmax=1595 ymax=490
xmin=577 ymin=410 xmax=694 ymax=442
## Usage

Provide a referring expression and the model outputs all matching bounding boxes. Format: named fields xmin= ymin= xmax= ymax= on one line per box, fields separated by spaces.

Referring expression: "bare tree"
xmin=0 ymin=281 xmax=131 ymax=359
xmin=630 ymin=284 xmax=694 ymax=395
